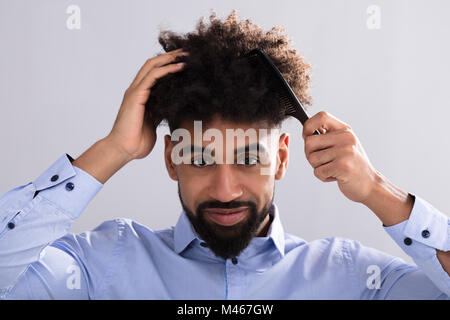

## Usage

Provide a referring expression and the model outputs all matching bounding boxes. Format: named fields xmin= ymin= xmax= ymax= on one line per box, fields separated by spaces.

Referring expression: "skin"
xmin=163 ymin=115 xmax=289 ymax=237
xmin=72 ymin=48 xmax=449 ymax=276
xmin=301 ymin=111 xmax=449 ymax=275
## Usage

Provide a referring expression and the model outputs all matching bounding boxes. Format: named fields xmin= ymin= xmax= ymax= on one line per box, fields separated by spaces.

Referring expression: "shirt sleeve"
xmin=0 ymin=154 xmax=103 ymax=298
xmin=383 ymin=193 xmax=450 ymax=296
xmin=342 ymin=238 xmax=448 ymax=299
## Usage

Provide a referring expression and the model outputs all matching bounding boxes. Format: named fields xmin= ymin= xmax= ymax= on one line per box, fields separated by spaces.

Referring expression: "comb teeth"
xmin=243 ymin=54 xmax=296 ymax=117
xmin=242 ymin=50 xmax=299 ymax=118
xmin=240 ymin=48 xmax=316 ymax=130
xmin=277 ymin=92 xmax=298 ymax=117
xmin=238 ymin=53 xmax=258 ymax=65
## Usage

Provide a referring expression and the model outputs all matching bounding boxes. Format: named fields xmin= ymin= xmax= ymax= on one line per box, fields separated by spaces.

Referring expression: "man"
xmin=0 ymin=11 xmax=449 ymax=299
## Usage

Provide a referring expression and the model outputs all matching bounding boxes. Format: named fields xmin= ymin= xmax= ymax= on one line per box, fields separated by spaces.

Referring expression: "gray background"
xmin=1 ymin=0 xmax=449 ymax=264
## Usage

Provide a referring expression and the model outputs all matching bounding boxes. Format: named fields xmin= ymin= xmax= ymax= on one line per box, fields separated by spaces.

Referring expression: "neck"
xmin=255 ymin=213 xmax=273 ymax=237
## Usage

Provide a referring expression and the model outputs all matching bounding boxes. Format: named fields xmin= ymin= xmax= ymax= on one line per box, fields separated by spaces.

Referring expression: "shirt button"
xmin=231 ymin=257 xmax=238 ymax=265
xmin=403 ymin=237 xmax=412 ymax=246
xmin=421 ymin=230 xmax=430 ymax=238
xmin=65 ymin=182 xmax=75 ymax=191
xmin=200 ymin=242 xmax=208 ymax=247
xmin=7 ymin=222 xmax=15 ymax=229
xmin=50 ymin=174 xmax=59 ymax=182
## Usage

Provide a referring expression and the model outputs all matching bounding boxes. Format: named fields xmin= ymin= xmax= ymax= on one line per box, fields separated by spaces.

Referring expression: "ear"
xmin=164 ymin=134 xmax=179 ymax=181
xmin=274 ymin=133 xmax=289 ymax=180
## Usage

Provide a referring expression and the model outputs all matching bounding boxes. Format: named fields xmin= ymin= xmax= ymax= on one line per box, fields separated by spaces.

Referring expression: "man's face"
xmin=164 ymin=115 xmax=289 ymax=259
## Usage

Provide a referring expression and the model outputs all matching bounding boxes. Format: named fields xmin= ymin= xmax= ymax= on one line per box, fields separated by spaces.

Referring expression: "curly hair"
xmin=145 ymin=9 xmax=313 ymax=132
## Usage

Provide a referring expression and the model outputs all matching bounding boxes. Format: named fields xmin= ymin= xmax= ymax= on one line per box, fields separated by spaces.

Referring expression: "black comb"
xmin=243 ymin=48 xmax=320 ymax=135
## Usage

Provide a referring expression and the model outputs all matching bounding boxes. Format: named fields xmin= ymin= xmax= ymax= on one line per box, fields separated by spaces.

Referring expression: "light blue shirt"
xmin=0 ymin=154 xmax=449 ymax=299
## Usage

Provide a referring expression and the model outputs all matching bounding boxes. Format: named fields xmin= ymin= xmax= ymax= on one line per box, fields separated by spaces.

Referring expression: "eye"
xmin=237 ymin=154 xmax=259 ymax=166
xmin=191 ymin=156 xmax=214 ymax=168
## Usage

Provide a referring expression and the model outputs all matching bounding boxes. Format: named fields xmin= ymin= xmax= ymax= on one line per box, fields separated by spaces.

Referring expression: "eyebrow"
xmin=235 ymin=143 xmax=267 ymax=155
xmin=182 ymin=143 xmax=267 ymax=156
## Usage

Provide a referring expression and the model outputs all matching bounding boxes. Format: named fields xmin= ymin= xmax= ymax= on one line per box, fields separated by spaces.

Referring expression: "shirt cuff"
xmin=384 ymin=193 xmax=450 ymax=295
xmin=32 ymin=153 xmax=103 ymax=220
xmin=384 ymin=193 xmax=450 ymax=260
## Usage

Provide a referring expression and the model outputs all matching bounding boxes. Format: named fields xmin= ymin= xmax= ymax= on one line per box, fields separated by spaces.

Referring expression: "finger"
xmin=136 ymin=62 xmax=186 ymax=91
xmin=313 ymin=160 xmax=337 ymax=182
xmin=131 ymin=49 xmax=187 ymax=88
xmin=307 ymin=146 xmax=337 ymax=169
xmin=132 ymin=49 xmax=186 ymax=87
xmin=304 ymin=128 xmax=348 ymax=158
xmin=302 ymin=111 xmax=351 ymax=139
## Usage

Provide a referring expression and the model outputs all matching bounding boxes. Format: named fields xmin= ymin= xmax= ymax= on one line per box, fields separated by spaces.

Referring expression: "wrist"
xmin=72 ymin=138 xmax=133 ymax=184
xmin=362 ymin=171 xmax=414 ymax=226
xmin=102 ymin=135 xmax=135 ymax=163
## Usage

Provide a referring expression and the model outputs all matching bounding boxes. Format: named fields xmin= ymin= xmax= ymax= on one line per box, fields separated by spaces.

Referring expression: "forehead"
xmin=178 ymin=118 xmax=278 ymax=150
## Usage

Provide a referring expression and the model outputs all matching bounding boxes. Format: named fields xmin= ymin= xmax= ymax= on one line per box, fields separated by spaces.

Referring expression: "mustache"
xmin=197 ymin=200 xmax=257 ymax=213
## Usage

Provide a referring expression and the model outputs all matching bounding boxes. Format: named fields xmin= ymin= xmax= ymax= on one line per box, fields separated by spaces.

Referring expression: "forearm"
xmin=72 ymin=137 xmax=132 ymax=184
xmin=362 ymin=171 xmax=414 ymax=227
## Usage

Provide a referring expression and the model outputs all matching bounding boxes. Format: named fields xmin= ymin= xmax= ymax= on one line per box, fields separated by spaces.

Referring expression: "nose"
xmin=208 ymin=164 xmax=243 ymax=202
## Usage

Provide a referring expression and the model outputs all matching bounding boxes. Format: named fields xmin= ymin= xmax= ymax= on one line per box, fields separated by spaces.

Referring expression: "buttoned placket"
xmin=224 ymin=256 xmax=246 ymax=299
xmin=198 ymin=241 xmax=246 ymax=299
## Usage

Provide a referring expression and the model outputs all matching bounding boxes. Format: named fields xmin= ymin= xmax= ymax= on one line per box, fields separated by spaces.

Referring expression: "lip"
xmin=204 ymin=207 xmax=248 ymax=226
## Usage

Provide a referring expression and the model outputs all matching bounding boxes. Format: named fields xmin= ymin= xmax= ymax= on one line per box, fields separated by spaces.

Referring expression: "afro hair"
xmin=145 ymin=9 xmax=313 ymax=132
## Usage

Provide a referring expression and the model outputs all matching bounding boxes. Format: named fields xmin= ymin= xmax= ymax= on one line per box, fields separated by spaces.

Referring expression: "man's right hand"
xmin=72 ymin=48 xmax=188 ymax=184
xmin=106 ymin=48 xmax=188 ymax=161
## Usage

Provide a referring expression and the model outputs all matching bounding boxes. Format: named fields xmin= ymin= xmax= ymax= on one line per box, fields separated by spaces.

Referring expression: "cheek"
xmin=244 ymin=174 xmax=274 ymax=204
xmin=177 ymin=166 xmax=209 ymax=208
xmin=177 ymin=165 xmax=275 ymax=208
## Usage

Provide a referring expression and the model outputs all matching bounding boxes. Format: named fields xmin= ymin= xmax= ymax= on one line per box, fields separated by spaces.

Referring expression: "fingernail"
xmin=180 ymin=51 xmax=190 ymax=56
xmin=177 ymin=62 xmax=186 ymax=67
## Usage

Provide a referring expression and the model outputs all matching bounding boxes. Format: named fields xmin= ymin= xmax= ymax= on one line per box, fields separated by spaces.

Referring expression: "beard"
xmin=177 ymin=184 xmax=274 ymax=260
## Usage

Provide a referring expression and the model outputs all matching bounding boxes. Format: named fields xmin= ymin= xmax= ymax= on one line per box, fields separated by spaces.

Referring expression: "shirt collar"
xmin=173 ymin=202 xmax=285 ymax=258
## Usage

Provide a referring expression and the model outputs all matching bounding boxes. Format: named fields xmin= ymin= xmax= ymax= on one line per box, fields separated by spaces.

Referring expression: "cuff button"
xmin=421 ymin=230 xmax=430 ymax=238
xmin=7 ymin=222 xmax=15 ymax=229
xmin=403 ymin=237 xmax=412 ymax=246
xmin=65 ymin=182 xmax=75 ymax=191
xmin=50 ymin=175 xmax=59 ymax=182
